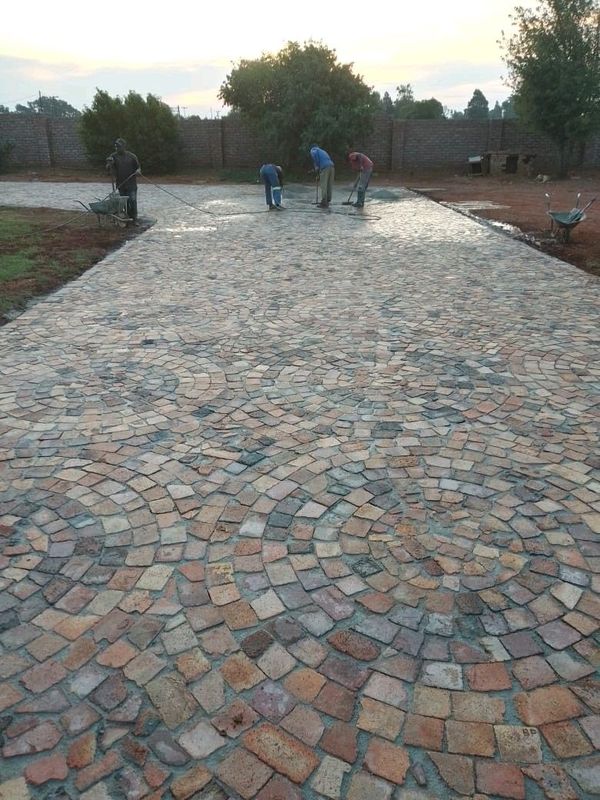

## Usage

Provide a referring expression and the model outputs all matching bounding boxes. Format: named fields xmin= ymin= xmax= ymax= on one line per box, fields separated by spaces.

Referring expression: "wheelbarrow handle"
xmin=581 ymin=197 xmax=597 ymax=213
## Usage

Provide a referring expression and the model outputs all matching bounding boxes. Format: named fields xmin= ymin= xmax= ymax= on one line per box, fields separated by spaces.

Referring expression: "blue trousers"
xmin=259 ymin=165 xmax=282 ymax=207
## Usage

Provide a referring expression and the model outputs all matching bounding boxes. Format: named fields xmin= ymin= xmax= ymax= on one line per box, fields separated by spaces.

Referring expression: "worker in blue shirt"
xmin=310 ymin=145 xmax=334 ymax=208
xmin=259 ymin=163 xmax=284 ymax=210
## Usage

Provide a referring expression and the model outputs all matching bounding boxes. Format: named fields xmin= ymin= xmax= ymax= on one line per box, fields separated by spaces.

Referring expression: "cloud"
xmin=2 ymin=0 xmax=534 ymax=67
xmin=166 ymin=89 xmax=224 ymax=110
xmin=0 ymin=51 xmax=513 ymax=120
xmin=372 ymin=61 xmax=510 ymax=109
xmin=0 ymin=55 xmax=227 ymax=116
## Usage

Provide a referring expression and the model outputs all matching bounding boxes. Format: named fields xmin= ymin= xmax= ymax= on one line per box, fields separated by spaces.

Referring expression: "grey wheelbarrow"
xmin=545 ymin=192 xmax=596 ymax=242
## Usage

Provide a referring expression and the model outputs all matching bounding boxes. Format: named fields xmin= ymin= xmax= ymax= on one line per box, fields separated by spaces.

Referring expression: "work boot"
xmin=352 ymin=189 xmax=365 ymax=208
xmin=268 ymin=204 xmax=275 ymax=210
xmin=318 ymin=200 xmax=328 ymax=208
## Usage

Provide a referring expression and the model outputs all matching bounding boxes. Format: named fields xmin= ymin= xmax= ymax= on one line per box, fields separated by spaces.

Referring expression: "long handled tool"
xmin=313 ymin=173 xmax=320 ymax=205
xmin=342 ymin=177 xmax=360 ymax=206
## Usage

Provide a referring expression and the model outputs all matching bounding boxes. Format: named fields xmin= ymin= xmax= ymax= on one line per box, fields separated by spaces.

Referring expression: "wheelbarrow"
xmin=545 ymin=192 xmax=596 ymax=242
xmin=78 ymin=181 xmax=131 ymax=227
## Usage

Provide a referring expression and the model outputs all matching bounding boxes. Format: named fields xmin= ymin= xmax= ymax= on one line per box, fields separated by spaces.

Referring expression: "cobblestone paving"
xmin=0 ymin=182 xmax=599 ymax=800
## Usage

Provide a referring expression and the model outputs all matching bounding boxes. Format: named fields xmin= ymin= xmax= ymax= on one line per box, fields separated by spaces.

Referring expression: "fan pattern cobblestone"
xmin=0 ymin=182 xmax=598 ymax=799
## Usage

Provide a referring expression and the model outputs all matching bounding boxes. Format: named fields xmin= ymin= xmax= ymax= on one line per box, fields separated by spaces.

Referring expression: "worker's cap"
xmin=114 ymin=138 xmax=126 ymax=147
xmin=310 ymin=144 xmax=318 ymax=149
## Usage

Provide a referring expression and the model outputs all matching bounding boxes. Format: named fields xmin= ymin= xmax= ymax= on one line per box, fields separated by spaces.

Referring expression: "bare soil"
xmin=408 ymin=174 xmax=600 ymax=278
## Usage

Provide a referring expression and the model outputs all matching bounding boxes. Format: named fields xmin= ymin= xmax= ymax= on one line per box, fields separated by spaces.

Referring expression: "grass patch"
xmin=0 ymin=252 xmax=39 ymax=281
xmin=0 ymin=214 xmax=33 ymax=243
xmin=0 ymin=206 xmax=147 ymax=324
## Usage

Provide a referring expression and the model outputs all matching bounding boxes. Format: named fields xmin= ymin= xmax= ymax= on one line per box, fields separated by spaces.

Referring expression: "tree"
xmin=386 ymin=85 xmax=446 ymax=119
xmin=502 ymin=0 xmax=600 ymax=176
xmin=490 ymin=101 xmax=504 ymax=119
xmin=450 ymin=109 xmax=465 ymax=120
xmin=465 ymin=89 xmax=490 ymax=120
xmin=404 ymin=98 xmax=445 ymax=119
xmin=79 ymin=89 xmax=180 ymax=173
xmin=381 ymin=91 xmax=394 ymax=115
xmin=15 ymin=95 xmax=80 ymax=118
xmin=393 ymin=84 xmax=415 ymax=118
xmin=0 ymin=104 xmax=9 ymax=114
xmin=219 ymin=41 xmax=376 ymax=167
xmin=501 ymin=96 xmax=519 ymax=119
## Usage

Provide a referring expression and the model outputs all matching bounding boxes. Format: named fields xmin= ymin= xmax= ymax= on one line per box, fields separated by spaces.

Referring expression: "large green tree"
xmin=79 ymin=90 xmax=180 ymax=173
xmin=501 ymin=96 xmax=519 ymax=119
xmin=15 ymin=95 xmax=80 ymax=118
xmin=502 ymin=0 xmax=600 ymax=176
xmin=490 ymin=101 xmax=504 ymax=119
xmin=379 ymin=84 xmax=446 ymax=119
xmin=218 ymin=41 xmax=377 ymax=166
xmin=393 ymin=84 xmax=416 ymax=118
xmin=403 ymin=98 xmax=445 ymax=119
xmin=465 ymin=89 xmax=490 ymax=120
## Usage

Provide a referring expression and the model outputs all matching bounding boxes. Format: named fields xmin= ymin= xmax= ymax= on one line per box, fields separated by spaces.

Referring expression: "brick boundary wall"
xmin=1 ymin=113 xmax=599 ymax=172
xmin=0 ymin=114 xmax=52 ymax=166
xmin=46 ymin=118 xmax=89 ymax=166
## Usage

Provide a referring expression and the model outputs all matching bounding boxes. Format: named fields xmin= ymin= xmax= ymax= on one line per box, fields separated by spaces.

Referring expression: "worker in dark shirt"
xmin=106 ymin=138 xmax=141 ymax=222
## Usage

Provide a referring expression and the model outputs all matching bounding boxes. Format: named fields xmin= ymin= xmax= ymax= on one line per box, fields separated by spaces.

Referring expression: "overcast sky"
xmin=1 ymin=0 xmax=533 ymax=116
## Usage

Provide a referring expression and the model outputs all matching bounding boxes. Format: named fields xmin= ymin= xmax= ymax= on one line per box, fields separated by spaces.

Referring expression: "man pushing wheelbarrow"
xmin=106 ymin=138 xmax=142 ymax=224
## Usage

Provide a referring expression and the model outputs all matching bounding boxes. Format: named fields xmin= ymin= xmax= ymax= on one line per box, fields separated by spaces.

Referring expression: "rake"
xmin=342 ymin=177 xmax=360 ymax=206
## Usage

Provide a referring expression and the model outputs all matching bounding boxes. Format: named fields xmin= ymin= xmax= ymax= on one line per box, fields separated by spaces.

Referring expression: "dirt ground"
xmin=408 ymin=173 xmax=600 ymax=277
xmin=2 ymin=168 xmax=599 ymax=276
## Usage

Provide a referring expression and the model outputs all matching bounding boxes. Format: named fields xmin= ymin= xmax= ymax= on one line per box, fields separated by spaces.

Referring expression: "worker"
xmin=347 ymin=151 xmax=373 ymax=208
xmin=310 ymin=145 xmax=334 ymax=208
xmin=106 ymin=138 xmax=141 ymax=223
xmin=259 ymin=163 xmax=284 ymax=209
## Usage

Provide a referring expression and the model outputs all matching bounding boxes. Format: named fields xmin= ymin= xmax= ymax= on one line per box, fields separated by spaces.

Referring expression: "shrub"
xmin=79 ymin=90 xmax=180 ymax=173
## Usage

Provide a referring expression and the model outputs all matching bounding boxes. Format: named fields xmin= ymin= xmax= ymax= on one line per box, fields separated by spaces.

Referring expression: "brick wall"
xmin=358 ymin=114 xmax=394 ymax=171
xmin=498 ymin=120 xmax=560 ymax=171
xmin=221 ymin=115 xmax=270 ymax=169
xmin=394 ymin=120 xmax=490 ymax=171
xmin=179 ymin=118 xmax=222 ymax=168
xmin=0 ymin=113 xmax=52 ymax=166
xmin=47 ymin=118 xmax=88 ymax=166
xmin=2 ymin=113 xmax=599 ymax=172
